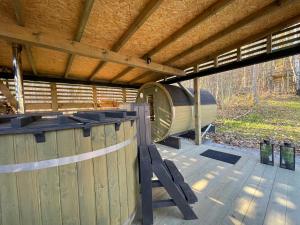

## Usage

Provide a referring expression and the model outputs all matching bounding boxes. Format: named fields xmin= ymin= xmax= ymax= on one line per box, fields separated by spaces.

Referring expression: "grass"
xmin=212 ymin=95 xmax=300 ymax=152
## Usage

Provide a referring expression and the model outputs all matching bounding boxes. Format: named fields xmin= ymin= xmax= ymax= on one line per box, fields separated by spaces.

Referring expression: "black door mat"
xmin=200 ymin=149 xmax=241 ymax=165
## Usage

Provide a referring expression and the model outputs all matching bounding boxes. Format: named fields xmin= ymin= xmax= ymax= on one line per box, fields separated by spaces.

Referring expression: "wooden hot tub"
xmin=0 ymin=111 xmax=138 ymax=225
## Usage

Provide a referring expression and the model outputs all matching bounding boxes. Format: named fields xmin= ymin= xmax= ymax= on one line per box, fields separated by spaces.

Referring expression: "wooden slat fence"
xmin=0 ymin=79 xmax=138 ymax=113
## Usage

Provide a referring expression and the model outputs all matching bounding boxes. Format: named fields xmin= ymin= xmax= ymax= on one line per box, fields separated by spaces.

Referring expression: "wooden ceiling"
xmin=0 ymin=0 xmax=300 ymax=86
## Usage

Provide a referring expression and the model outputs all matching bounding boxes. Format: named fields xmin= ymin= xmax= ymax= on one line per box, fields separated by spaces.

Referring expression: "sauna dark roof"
xmin=163 ymin=84 xmax=216 ymax=106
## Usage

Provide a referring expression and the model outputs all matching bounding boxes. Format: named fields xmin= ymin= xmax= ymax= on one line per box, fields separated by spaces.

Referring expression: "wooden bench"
xmin=139 ymin=144 xmax=198 ymax=225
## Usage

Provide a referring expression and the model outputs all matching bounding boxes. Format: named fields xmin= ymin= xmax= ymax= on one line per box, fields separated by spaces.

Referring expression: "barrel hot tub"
xmin=136 ymin=82 xmax=217 ymax=142
xmin=0 ymin=111 xmax=138 ymax=225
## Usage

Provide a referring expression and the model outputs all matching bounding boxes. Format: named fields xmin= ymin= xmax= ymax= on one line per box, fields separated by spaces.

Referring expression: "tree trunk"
xmin=289 ymin=56 xmax=300 ymax=95
xmin=252 ymin=64 xmax=259 ymax=105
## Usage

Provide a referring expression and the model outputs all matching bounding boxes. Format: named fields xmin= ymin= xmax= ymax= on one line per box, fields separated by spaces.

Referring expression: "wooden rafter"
xmin=147 ymin=0 xmax=233 ymax=57
xmin=165 ymin=0 xmax=291 ymax=65
xmin=12 ymin=0 xmax=38 ymax=75
xmin=0 ymin=22 xmax=185 ymax=76
xmin=89 ymin=0 xmax=163 ymax=81
xmin=143 ymin=0 xmax=294 ymax=83
xmin=111 ymin=0 xmax=232 ymax=82
xmin=64 ymin=0 xmax=95 ymax=77
xmin=159 ymin=15 xmax=300 ymax=85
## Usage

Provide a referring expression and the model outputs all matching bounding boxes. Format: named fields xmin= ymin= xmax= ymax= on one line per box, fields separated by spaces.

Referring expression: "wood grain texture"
xmin=74 ymin=128 xmax=96 ymax=225
xmin=116 ymin=123 xmax=130 ymax=224
xmin=91 ymin=125 xmax=110 ymax=225
xmin=36 ymin=131 xmax=62 ymax=225
xmin=105 ymin=124 xmax=121 ymax=225
xmin=136 ymin=83 xmax=217 ymax=142
xmin=0 ymin=21 xmax=184 ymax=76
xmin=14 ymin=134 xmax=42 ymax=225
xmin=0 ymin=135 xmax=20 ymax=225
xmin=124 ymin=121 xmax=136 ymax=215
xmin=135 ymin=140 xmax=300 ymax=225
xmin=0 ymin=121 xmax=138 ymax=225
xmin=89 ymin=0 xmax=163 ymax=80
xmin=57 ymin=129 xmax=80 ymax=225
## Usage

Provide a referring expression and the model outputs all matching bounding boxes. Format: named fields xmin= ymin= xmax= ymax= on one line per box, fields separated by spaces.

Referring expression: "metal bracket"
xmin=130 ymin=119 xmax=135 ymax=126
xmin=82 ymin=126 xmax=91 ymax=137
xmin=115 ymin=122 xmax=121 ymax=131
xmin=34 ymin=131 xmax=45 ymax=143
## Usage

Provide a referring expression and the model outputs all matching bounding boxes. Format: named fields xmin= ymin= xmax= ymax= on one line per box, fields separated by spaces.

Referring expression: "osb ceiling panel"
xmin=119 ymin=0 xmax=216 ymax=58
xmin=0 ymin=0 xmax=300 ymax=85
xmin=0 ymin=0 xmax=15 ymax=24
xmin=136 ymin=73 xmax=161 ymax=84
xmin=81 ymin=0 xmax=148 ymax=49
xmin=94 ymin=62 xmax=129 ymax=80
xmin=69 ymin=56 xmax=100 ymax=78
xmin=31 ymin=47 xmax=68 ymax=76
xmin=23 ymin=0 xmax=83 ymax=40
xmin=152 ymin=0 xmax=274 ymax=63
xmin=118 ymin=68 xmax=148 ymax=82
xmin=173 ymin=0 xmax=300 ymax=67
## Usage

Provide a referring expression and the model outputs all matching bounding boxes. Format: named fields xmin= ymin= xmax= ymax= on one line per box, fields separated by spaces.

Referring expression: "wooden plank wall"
xmin=0 ymin=122 xmax=138 ymax=225
xmin=0 ymin=79 xmax=138 ymax=113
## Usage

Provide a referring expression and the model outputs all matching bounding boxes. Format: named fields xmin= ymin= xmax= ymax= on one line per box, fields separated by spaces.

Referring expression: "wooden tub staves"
xmin=0 ymin=111 xmax=138 ymax=225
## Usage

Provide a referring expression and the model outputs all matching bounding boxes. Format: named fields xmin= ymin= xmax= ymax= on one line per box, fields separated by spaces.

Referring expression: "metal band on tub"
xmin=0 ymin=136 xmax=136 ymax=173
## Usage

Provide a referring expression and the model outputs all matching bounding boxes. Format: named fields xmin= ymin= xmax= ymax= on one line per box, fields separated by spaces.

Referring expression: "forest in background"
xmin=182 ymin=55 xmax=300 ymax=152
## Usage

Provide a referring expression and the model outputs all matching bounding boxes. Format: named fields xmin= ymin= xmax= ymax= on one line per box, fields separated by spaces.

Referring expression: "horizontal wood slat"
xmin=186 ymin=22 xmax=300 ymax=74
xmin=0 ymin=79 xmax=138 ymax=112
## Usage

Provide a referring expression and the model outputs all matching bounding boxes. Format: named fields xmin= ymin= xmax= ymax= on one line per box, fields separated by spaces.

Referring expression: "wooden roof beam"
xmin=64 ymin=0 xmax=95 ymax=78
xmin=111 ymin=0 xmax=232 ymax=82
xmin=89 ymin=0 xmax=163 ymax=81
xmin=12 ymin=0 xmax=38 ymax=76
xmin=165 ymin=0 xmax=291 ymax=65
xmin=0 ymin=22 xmax=185 ymax=76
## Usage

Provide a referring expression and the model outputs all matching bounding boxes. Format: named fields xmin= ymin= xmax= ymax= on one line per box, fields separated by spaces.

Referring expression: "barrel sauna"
xmin=0 ymin=111 xmax=138 ymax=225
xmin=136 ymin=82 xmax=217 ymax=142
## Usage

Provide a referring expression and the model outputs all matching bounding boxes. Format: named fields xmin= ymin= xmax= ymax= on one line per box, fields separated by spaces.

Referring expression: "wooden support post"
xmin=237 ymin=47 xmax=242 ymax=61
xmin=193 ymin=77 xmax=201 ymax=145
xmin=195 ymin=64 xmax=200 ymax=72
xmin=122 ymin=88 xmax=126 ymax=103
xmin=50 ymin=82 xmax=58 ymax=111
xmin=214 ymin=56 xmax=219 ymax=67
xmin=92 ymin=85 xmax=97 ymax=109
xmin=267 ymin=34 xmax=272 ymax=54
